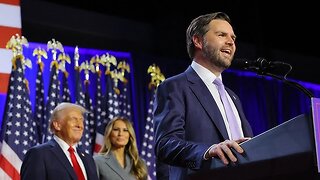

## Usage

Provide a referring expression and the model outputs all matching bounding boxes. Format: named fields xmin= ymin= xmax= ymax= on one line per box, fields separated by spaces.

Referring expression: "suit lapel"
xmin=49 ymin=140 xmax=77 ymax=180
xmin=104 ymin=153 xmax=130 ymax=180
xmin=77 ymin=149 xmax=89 ymax=178
xmin=185 ymin=66 xmax=229 ymax=140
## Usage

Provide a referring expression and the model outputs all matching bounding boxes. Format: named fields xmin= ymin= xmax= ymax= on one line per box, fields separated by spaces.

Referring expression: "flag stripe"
xmin=0 ymin=155 xmax=19 ymax=179
xmin=0 ymin=3 xmax=21 ymax=28
xmin=94 ymin=133 xmax=103 ymax=154
xmin=0 ymin=94 xmax=6 ymax=121
xmin=0 ymin=1 xmax=21 ymax=98
xmin=0 ymin=0 xmax=19 ymax=6
xmin=0 ymin=73 xmax=9 ymax=94
xmin=0 ymin=142 xmax=21 ymax=179
xmin=0 ymin=167 xmax=12 ymax=180
xmin=1 ymin=136 xmax=22 ymax=173
xmin=0 ymin=49 xmax=13 ymax=74
xmin=0 ymin=26 xmax=21 ymax=48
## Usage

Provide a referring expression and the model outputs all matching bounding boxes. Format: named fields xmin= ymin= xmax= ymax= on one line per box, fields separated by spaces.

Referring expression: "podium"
xmin=188 ymin=98 xmax=320 ymax=180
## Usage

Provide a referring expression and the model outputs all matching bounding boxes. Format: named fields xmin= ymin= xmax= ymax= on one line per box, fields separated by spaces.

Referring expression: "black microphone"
xmin=231 ymin=57 xmax=313 ymax=98
xmin=231 ymin=57 xmax=291 ymax=73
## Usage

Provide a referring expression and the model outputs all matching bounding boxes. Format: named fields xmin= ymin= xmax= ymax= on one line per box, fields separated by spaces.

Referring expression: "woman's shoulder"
xmin=93 ymin=153 xmax=108 ymax=161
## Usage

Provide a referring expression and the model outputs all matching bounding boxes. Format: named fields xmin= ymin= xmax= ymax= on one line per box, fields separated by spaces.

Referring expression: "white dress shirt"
xmin=191 ymin=61 xmax=244 ymax=140
xmin=54 ymin=135 xmax=88 ymax=180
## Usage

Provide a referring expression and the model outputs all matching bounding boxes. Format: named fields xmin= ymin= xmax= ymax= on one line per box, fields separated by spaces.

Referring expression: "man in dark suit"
xmin=153 ymin=12 xmax=254 ymax=180
xmin=20 ymin=102 xmax=99 ymax=180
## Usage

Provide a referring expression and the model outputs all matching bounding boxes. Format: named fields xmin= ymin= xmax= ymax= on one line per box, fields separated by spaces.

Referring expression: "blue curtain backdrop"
xmin=223 ymin=69 xmax=320 ymax=135
xmin=1 ymin=41 xmax=320 ymax=149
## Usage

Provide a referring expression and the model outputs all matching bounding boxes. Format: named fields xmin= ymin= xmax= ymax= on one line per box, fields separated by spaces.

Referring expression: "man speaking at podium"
xmin=153 ymin=12 xmax=253 ymax=180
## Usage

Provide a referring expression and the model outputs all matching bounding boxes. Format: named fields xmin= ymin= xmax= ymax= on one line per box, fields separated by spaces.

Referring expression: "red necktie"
xmin=68 ymin=146 xmax=85 ymax=180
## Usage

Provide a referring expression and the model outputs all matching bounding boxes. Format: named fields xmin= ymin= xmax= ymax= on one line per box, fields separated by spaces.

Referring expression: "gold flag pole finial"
xmin=6 ymin=34 xmax=32 ymax=71
xmin=58 ymin=52 xmax=71 ymax=77
xmin=100 ymin=53 xmax=117 ymax=75
xmin=147 ymin=63 xmax=165 ymax=90
xmin=117 ymin=61 xmax=130 ymax=84
xmin=6 ymin=34 xmax=32 ymax=92
xmin=47 ymin=38 xmax=64 ymax=61
xmin=32 ymin=47 xmax=48 ymax=72
xmin=90 ymin=55 xmax=103 ymax=76
xmin=6 ymin=33 xmax=29 ymax=58
xmin=110 ymin=69 xmax=123 ymax=95
xmin=80 ymin=60 xmax=95 ymax=85
xmin=47 ymin=39 xmax=64 ymax=71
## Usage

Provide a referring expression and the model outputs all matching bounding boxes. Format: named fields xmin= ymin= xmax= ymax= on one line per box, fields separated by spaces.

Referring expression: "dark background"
xmin=21 ymin=0 xmax=320 ymax=84
xmin=15 ymin=2 xmax=320 ymax=174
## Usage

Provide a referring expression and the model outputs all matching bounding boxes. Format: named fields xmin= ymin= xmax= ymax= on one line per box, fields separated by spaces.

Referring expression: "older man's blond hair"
xmin=49 ymin=102 xmax=87 ymax=134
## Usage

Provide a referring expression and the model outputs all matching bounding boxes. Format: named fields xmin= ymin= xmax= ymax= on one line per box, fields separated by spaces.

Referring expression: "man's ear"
xmin=192 ymin=35 xmax=203 ymax=50
xmin=53 ymin=121 xmax=61 ymax=131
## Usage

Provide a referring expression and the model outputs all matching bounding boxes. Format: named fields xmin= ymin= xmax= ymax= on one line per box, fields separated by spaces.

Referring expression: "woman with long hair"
xmin=93 ymin=116 xmax=148 ymax=180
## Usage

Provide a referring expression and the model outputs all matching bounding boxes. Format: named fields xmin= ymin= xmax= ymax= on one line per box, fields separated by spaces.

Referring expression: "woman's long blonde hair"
xmin=99 ymin=116 xmax=148 ymax=180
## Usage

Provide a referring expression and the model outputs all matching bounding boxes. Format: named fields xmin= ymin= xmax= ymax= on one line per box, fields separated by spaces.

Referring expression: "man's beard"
xmin=202 ymin=40 xmax=232 ymax=69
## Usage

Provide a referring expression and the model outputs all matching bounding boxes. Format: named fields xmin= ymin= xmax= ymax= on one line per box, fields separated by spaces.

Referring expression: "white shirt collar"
xmin=191 ymin=61 xmax=222 ymax=83
xmin=53 ymin=135 xmax=78 ymax=151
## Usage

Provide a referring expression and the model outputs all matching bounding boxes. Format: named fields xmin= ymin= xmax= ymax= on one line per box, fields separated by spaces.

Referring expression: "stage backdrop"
xmin=1 ymin=40 xmax=320 ymax=180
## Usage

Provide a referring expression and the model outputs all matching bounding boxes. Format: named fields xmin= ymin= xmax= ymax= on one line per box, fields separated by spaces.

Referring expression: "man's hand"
xmin=205 ymin=137 xmax=251 ymax=165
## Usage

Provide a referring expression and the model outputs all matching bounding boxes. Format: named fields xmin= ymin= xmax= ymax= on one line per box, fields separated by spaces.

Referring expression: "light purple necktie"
xmin=213 ymin=78 xmax=242 ymax=140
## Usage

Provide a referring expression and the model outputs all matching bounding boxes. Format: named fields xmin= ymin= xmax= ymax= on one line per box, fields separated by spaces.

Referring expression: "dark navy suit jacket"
xmin=20 ymin=139 xmax=99 ymax=180
xmin=153 ymin=66 xmax=253 ymax=180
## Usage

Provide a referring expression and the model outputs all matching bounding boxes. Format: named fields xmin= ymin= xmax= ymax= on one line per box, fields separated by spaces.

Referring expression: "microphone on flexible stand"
xmin=231 ymin=57 xmax=292 ymax=75
xmin=230 ymin=57 xmax=313 ymax=98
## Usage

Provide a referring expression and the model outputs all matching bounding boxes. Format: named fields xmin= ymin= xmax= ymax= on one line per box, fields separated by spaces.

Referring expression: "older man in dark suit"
xmin=20 ymin=102 xmax=99 ymax=180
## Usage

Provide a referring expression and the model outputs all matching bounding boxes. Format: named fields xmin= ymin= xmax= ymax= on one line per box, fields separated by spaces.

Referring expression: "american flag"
xmin=94 ymin=71 xmax=120 ymax=153
xmin=82 ymin=81 xmax=96 ymax=155
xmin=140 ymin=86 xmax=156 ymax=180
xmin=93 ymin=70 xmax=106 ymax=154
xmin=73 ymin=48 xmax=94 ymax=154
xmin=74 ymin=67 xmax=87 ymax=151
xmin=119 ymin=82 xmax=132 ymax=120
xmin=42 ymin=63 xmax=61 ymax=143
xmin=0 ymin=0 xmax=22 ymax=98
xmin=107 ymin=76 xmax=121 ymax=122
xmin=90 ymin=56 xmax=105 ymax=154
xmin=0 ymin=57 xmax=38 ymax=180
xmin=61 ymin=71 xmax=71 ymax=102
xmin=74 ymin=68 xmax=85 ymax=107
xmin=34 ymin=61 xmax=45 ymax=143
xmin=59 ymin=52 xmax=71 ymax=103
xmin=117 ymin=60 xmax=131 ymax=120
